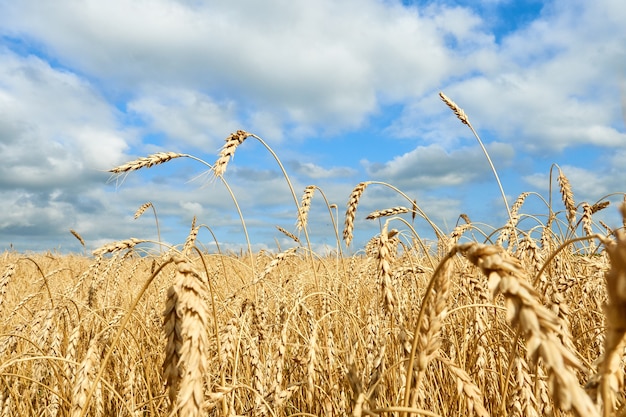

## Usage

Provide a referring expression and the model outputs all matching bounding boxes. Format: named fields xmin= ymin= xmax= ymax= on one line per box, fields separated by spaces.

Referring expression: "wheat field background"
xmin=1 ymin=94 xmax=625 ymax=417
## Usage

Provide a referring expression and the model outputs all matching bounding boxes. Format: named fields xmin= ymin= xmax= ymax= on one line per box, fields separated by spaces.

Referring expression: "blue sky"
xmin=0 ymin=0 xmax=625 ymax=253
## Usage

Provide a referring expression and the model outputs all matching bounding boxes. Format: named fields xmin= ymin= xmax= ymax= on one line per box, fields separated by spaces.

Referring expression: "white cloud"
xmin=0 ymin=49 xmax=129 ymax=189
xmin=1 ymin=0 xmax=625 ymax=252
xmin=363 ymin=142 xmax=515 ymax=188
xmin=0 ymin=0 xmax=489 ymax=133
xmin=289 ymin=161 xmax=357 ymax=180
xmin=128 ymin=88 xmax=241 ymax=149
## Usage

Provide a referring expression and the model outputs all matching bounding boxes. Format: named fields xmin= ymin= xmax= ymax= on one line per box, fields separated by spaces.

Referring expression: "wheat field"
xmin=1 ymin=94 xmax=626 ymax=417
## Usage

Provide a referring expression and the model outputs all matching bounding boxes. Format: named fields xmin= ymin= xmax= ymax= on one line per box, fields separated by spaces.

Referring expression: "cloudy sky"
xmin=1 ymin=0 xmax=625 ymax=254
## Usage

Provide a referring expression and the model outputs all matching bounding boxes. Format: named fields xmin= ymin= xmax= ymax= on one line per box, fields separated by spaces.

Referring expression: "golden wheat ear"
xmin=212 ymin=130 xmax=251 ymax=178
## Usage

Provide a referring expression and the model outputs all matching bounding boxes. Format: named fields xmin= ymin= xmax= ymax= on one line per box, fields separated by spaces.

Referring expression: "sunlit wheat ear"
xmin=377 ymin=223 xmax=397 ymax=315
xmin=276 ymin=226 xmax=300 ymax=244
xmin=296 ymin=185 xmax=316 ymax=231
xmin=343 ymin=181 xmax=370 ymax=247
xmin=439 ymin=92 xmax=469 ymax=125
xmin=598 ymin=219 xmax=626 ymax=416
xmin=70 ymin=229 xmax=85 ymax=247
xmin=212 ymin=130 xmax=251 ymax=178
xmin=134 ymin=202 xmax=153 ymax=219
xmin=366 ymin=206 xmax=410 ymax=220
xmin=254 ymin=247 xmax=298 ymax=285
xmin=581 ymin=202 xmax=594 ymax=237
xmin=456 ymin=242 xmax=599 ymax=417
xmin=557 ymin=168 xmax=576 ymax=228
xmin=591 ymin=201 xmax=610 ymax=214
xmin=0 ymin=264 xmax=15 ymax=315
xmin=496 ymin=192 xmax=529 ymax=247
xmin=439 ymin=358 xmax=490 ymax=417
xmin=164 ymin=256 xmax=210 ymax=417
xmin=414 ymin=246 xmax=451 ymax=381
xmin=182 ymin=216 xmax=200 ymax=256
xmin=109 ymin=151 xmax=187 ymax=173
xmin=92 ymin=238 xmax=145 ymax=257
xmin=71 ymin=335 xmax=101 ymax=417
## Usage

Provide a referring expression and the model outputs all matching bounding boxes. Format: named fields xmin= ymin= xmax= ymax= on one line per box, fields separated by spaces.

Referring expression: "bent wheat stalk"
xmin=439 ymin=92 xmax=512 ymax=224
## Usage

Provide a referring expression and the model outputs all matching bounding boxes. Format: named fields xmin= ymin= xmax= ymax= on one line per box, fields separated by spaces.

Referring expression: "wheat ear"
xmin=296 ymin=185 xmax=316 ymax=231
xmin=366 ymin=206 xmax=410 ymax=220
xmin=343 ymin=182 xmax=370 ymax=247
xmin=276 ymin=226 xmax=301 ymax=244
xmin=557 ymin=168 xmax=576 ymax=228
xmin=109 ymin=152 xmax=187 ymax=173
xmin=164 ymin=256 xmax=210 ymax=417
xmin=70 ymin=229 xmax=86 ymax=247
xmin=456 ymin=242 xmax=598 ymax=417
xmin=212 ymin=130 xmax=251 ymax=178
xmin=377 ymin=222 xmax=397 ymax=315
xmin=598 ymin=220 xmax=626 ymax=417
xmin=0 ymin=264 xmax=15 ymax=315
xmin=92 ymin=238 xmax=145 ymax=257
xmin=439 ymin=91 xmax=511 ymax=222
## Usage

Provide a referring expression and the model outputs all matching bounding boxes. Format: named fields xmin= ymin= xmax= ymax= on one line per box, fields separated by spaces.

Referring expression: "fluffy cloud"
xmin=1 ymin=0 xmax=625 ymax=252
xmin=363 ymin=142 xmax=515 ymax=189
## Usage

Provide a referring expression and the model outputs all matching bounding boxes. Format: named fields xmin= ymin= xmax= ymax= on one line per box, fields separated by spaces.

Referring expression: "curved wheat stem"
xmin=439 ymin=92 xmax=512 ymax=223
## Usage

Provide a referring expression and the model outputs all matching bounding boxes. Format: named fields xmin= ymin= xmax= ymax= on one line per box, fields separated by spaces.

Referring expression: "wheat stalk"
xmin=439 ymin=91 xmax=511 ymax=223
